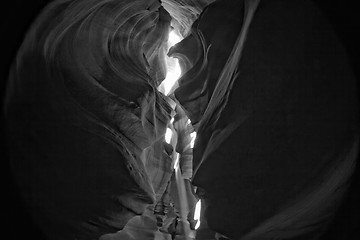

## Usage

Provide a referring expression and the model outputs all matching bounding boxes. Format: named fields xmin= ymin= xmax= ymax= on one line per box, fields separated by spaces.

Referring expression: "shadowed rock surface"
xmin=2 ymin=0 xmax=359 ymax=240
xmin=173 ymin=0 xmax=359 ymax=239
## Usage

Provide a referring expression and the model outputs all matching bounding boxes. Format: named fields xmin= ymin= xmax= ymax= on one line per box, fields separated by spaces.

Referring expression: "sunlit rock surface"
xmin=3 ymin=0 xmax=359 ymax=240
xmin=162 ymin=0 xmax=215 ymax=36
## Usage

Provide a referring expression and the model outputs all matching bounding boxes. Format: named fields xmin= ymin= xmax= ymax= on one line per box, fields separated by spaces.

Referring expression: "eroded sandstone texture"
xmin=3 ymin=0 xmax=358 ymax=240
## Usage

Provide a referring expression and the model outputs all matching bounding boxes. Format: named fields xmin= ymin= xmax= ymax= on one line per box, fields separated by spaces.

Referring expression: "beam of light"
xmin=165 ymin=127 xmax=172 ymax=144
xmin=190 ymin=131 xmax=197 ymax=148
xmin=174 ymin=151 xmax=191 ymax=240
xmin=173 ymin=152 xmax=180 ymax=170
xmin=161 ymin=30 xmax=191 ymax=239
xmin=194 ymin=200 xmax=201 ymax=230
xmin=158 ymin=30 xmax=183 ymax=96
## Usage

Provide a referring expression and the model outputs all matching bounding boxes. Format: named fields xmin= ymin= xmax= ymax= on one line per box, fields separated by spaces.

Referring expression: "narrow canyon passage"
xmin=2 ymin=0 xmax=359 ymax=240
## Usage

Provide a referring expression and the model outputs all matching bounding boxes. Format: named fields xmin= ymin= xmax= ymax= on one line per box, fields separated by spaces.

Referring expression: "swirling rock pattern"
xmin=4 ymin=0 xmax=187 ymax=239
xmin=3 ymin=0 xmax=359 ymax=240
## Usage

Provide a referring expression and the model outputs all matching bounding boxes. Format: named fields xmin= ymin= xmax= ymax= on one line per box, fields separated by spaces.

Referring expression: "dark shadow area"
xmin=1 ymin=0 xmax=359 ymax=239
xmin=1 ymin=2 xmax=51 ymax=239
xmin=312 ymin=1 xmax=360 ymax=239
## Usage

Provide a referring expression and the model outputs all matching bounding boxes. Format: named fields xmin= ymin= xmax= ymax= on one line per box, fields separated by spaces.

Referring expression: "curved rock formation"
xmin=4 ymin=0 xmax=174 ymax=239
xmin=2 ymin=0 xmax=359 ymax=240
xmin=173 ymin=0 xmax=359 ymax=239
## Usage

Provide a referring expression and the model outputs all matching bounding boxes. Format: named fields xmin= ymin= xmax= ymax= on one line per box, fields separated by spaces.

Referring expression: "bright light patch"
xmin=190 ymin=131 xmax=197 ymax=148
xmin=194 ymin=200 xmax=201 ymax=230
xmin=173 ymin=152 xmax=180 ymax=170
xmin=168 ymin=30 xmax=182 ymax=46
xmin=165 ymin=128 xmax=172 ymax=144
xmin=158 ymin=30 xmax=183 ymax=96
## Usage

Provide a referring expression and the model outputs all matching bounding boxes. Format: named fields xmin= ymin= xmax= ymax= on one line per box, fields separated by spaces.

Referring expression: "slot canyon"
xmin=1 ymin=0 xmax=359 ymax=240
